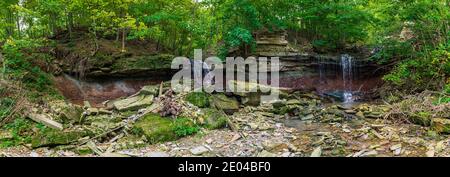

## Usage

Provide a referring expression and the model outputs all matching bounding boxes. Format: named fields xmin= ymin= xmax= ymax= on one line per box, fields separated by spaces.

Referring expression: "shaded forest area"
xmin=0 ymin=0 xmax=448 ymax=91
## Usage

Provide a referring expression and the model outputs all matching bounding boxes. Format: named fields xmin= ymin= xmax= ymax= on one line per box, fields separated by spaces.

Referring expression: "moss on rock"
xmin=186 ymin=92 xmax=210 ymax=108
xmin=203 ymin=108 xmax=228 ymax=130
xmin=132 ymin=114 xmax=204 ymax=144
xmin=31 ymin=129 xmax=90 ymax=148
xmin=132 ymin=114 xmax=177 ymax=144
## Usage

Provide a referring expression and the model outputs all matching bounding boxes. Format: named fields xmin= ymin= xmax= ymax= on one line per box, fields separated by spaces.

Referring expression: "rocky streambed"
xmin=1 ymin=80 xmax=449 ymax=157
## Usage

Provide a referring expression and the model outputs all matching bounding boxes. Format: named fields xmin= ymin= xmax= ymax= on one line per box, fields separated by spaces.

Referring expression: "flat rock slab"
xmin=113 ymin=95 xmax=154 ymax=111
xmin=27 ymin=113 xmax=63 ymax=130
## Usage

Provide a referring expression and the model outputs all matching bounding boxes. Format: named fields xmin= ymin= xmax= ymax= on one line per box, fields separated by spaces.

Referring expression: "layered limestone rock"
xmin=254 ymin=30 xmax=298 ymax=58
xmin=59 ymin=53 xmax=177 ymax=78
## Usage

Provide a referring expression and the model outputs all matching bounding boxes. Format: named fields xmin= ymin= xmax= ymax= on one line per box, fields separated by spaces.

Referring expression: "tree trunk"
xmin=6 ymin=9 xmax=14 ymax=37
xmin=1 ymin=53 xmax=5 ymax=79
xmin=68 ymin=12 xmax=73 ymax=39
xmin=156 ymin=39 xmax=160 ymax=52
xmin=16 ymin=15 xmax=21 ymax=38
xmin=50 ymin=12 xmax=58 ymax=36
xmin=116 ymin=28 xmax=120 ymax=41
xmin=121 ymin=28 xmax=126 ymax=52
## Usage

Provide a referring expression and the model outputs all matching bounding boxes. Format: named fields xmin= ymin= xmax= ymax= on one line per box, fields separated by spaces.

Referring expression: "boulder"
xmin=324 ymin=91 xmax=347 ymax=102
xmin=86 ymin=108 xmax=99 ymax=116
xmin=242 ymin=92 xmax=262 ymax=106
xmin=59 ymin=105 xmax=84 ymax=123
xmin=185 ymin=92 xmax=210 ymax=108
xmin=211 ymin=94 xmax=240 ymax=115
xmin=203 ymin=108 xmax=228 ymax=129
xmin=113 ymin=95 xmax=154 ymax=111
xmin=271 ymin=100 xmax=287 ymax=109
xmin=228 ymin=80 xmax=290 ymax=106
xmin=132 ymin=114 xmax=177 ymax=144
xmin=47 ymin=100 xmax=83 ymax=123
xmin=190 ymin=146 xmax=210 ymax=155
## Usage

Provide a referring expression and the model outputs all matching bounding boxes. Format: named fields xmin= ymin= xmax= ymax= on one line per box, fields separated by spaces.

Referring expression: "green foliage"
xmin=1 ymin=38 xmax=60 ymax=100
xmin=445 ymin=84 xmax=450 ymax=94
xmin=173 ymin=117 xmax=200 ymax=137
xmin=383 ymin=43 xmax=449 ymax=90
xmin=371 ymin=0 xmax=449 ymax=91
xmin=220 ymin=27 xmax=255 ymax=58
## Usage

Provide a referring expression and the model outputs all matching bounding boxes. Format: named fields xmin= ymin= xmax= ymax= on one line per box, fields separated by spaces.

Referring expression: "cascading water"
xmin=341 ymin=54 xmax=354 ymax=103
xmin=281 ymin=53 xmax=384 ymax=103
xmin=318 ymin=55 xmax=325 ymax=84
xmin=62 ymin=74 xmax=87 ymax=99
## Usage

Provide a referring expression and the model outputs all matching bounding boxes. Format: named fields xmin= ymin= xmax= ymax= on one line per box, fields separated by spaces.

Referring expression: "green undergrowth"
xmin=385 ymin=92 xmax=450 ymax=127
xmin=2 ymin=39 xmax=64 ymax=102
xmin=0 ymin=118 xmax=38 ymax=148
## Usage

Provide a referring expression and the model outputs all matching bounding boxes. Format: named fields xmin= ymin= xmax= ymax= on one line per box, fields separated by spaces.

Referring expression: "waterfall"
xmin=318 ymin=55 xmax=325 ymax=84
xmin=63 ymin=74 xmax=87 ymax=98
xmin=341 ymin=54 xmax=354 ymax=103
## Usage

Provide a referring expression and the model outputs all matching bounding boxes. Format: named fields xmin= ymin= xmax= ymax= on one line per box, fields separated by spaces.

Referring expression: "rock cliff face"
xmin=252 ymin=30 xmax=378 ymax=73
xmin=254 ymin=30 xmax=298 ymax=58
xmin=53 ymin=36 xmax=177 ymax=79
xmin=250 ymin=30 xmax=383 ymax=94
